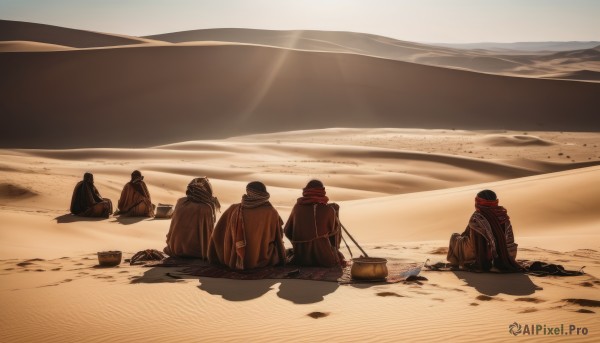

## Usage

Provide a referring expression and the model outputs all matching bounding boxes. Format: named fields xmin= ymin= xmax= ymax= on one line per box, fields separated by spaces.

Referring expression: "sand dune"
xmin=0 ymin=19 xmax=157 ymax=48
xmin=1 ymin=44 xmax=599 ymax=148
xmin=145 ymin=28 xmax=600 ymax=79
xmin=1 ymin=128 xmax=599 ymax=256
xmin=0 ymin=40 xmax=73 ymax=52
xmin=433 ymin=41 xmax=600 ymax=52
xmin=2 ymin=21 xmax=598 ymax=81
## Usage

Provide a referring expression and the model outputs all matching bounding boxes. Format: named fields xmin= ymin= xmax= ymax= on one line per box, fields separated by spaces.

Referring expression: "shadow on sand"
xmin=453 ymin=271 xmax=543 ymax=296
xmin=54 ymin=213 xmax=108 ymax=223
xmin=198 ymin=277 xmax=339 ymax=303
xmin=111 ymin=216 xmax=148 ymax=225
xmin=130 ymin=266 xmax=339 ymax=304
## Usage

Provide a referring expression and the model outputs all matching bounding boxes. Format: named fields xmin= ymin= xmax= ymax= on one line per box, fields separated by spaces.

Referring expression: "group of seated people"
xmin=70 ymin=171 xmax=153 ymax=218
xmin=70 ymin=172 xmax=345 ymax=268
xmin=70 ymin=172 xmax=519 ymax=271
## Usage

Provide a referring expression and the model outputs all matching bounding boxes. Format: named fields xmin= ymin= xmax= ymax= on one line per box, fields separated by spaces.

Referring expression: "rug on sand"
xmin=142 ymin=258 xmax=424 ymax=284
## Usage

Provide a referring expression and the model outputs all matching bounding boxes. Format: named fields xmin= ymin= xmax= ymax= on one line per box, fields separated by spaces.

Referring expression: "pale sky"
xmin=1 ymin=0 xmax=599 ymax=43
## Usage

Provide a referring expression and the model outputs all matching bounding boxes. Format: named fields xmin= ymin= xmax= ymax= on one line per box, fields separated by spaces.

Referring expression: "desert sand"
xmin=1 ymin=20 xmax=599 ymax=342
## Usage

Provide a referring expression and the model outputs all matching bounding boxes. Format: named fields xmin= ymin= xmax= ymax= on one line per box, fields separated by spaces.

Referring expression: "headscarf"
xmin=473 ymin=191 xmax=520 ymax=271
xmin=130 ymin=170 xmax=144 ymax=183
xmin=241 ymin=182 xmax=271 ymax=208
xmin=233 ymin=182 xmax=271 ymax=269
xmin=475 ymin=196 xmax=510 ymax=224
xmin=83 ymin=172 xmax=94 ymax=184
xmin=297 ymin=180 xmax=329 ymax=205
xmin=186 ymin=177 xmax=221 ymax=220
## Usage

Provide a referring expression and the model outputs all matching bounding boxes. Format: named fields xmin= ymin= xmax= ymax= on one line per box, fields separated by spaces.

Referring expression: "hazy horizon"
xmin=1 ymin=0 xmax=599 ymax=43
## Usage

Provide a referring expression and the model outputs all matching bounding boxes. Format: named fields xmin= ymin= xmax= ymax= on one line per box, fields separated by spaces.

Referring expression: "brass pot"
xmin=97 ymin=251 xmax=122 ymax=267
xmin=350 ymin=257 xmax=388 ymax=280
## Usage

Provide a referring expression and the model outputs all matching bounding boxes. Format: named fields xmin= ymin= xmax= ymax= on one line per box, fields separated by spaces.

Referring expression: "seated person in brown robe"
xmin=70 ymin=172 xmax=113 ymax=218
xmin=164 ymin=177 xmax=220 ymax=259
xmin=116 ymin=170 xmax=154 ymax=217
xmin=447 ymin=190 xmax=520 ymax=272
xmin=208 ymin=181 xmax=286 ymax=270
xmin=284 ymin=180 xmax=345 ymax=267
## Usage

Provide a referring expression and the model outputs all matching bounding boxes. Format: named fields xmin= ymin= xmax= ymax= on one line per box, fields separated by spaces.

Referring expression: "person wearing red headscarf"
xmin=447 ymin=190 xmax=520 ymax=271
xmin=284 ymin=180 xmax=345 ymax=267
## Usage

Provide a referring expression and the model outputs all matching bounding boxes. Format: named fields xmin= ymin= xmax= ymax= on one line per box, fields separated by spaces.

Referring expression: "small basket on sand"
xmin=97 ymin=251 xmax=122 ymax=267
xmin=155 ymin=203 xmax=174 ymax=219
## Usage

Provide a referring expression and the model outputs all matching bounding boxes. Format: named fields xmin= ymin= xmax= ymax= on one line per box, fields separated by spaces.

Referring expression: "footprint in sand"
xmin=519 ymin=308 xmax=538 ymax=313
xmin=575 ymin=309 xmax=595 ymax=314
xmin=307 ymin=312 xmax=330 ymax=319
xmin=376 ymin=291 xmax=404 ymax=297
xmin=515 ymin=297 xmax=545 ymax=304
xmin=428 ymin=247 xmax=448 ymax=255
xmin=563 ymin=298 xmax=600 ymax=307
xmin=476 ymin=295 xmax=503 ymax=301
xmin=51 ymin=268 xmax=62 ymax=271
xmin=469 ymin=303 xmax=479 ymax=306
xmin=579 ymin=282 xmax=594 ymax=287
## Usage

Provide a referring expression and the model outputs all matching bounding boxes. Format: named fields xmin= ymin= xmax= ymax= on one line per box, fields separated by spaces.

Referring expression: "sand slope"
xmin=1 ymin=128 xmax=599 ymax=257
xmin=1 ymin=44 xmax=599 ymax=148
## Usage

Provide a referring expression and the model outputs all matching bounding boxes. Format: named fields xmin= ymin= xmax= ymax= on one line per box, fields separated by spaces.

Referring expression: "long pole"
xmin=340 ymin=223 xmax=369 ymax=258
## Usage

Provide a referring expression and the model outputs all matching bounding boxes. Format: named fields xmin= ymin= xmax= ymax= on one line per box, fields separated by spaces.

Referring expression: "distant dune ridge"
xmin=1 ymin=20 xmax=600 ymax=148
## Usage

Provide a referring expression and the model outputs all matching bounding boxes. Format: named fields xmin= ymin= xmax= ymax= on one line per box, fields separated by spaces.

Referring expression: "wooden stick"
xmin=340 ymin=223 xmax=369 ymax=258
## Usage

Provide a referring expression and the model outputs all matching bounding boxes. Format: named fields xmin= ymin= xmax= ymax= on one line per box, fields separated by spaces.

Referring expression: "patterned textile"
xmin=241 ymin=187 xmax=271 ymax=208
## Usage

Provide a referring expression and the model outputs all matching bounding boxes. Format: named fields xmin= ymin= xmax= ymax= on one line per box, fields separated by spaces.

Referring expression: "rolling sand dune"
xmin=433 ymin=41 xmax=600 ymax=52
xmin=0 ymin=19 xmax=157 ymax=48
xmin=1 ymin=44 xmax=599 ymax=148
xmin=0 ymin=40 xmax=74 ymax=52
xmin=145 ymin=28 xmax=600 ymax=79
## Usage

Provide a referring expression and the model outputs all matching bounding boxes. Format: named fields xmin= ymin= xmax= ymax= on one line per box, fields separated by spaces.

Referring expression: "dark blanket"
xmin=426 ymin=260 xmax=585 ymax=277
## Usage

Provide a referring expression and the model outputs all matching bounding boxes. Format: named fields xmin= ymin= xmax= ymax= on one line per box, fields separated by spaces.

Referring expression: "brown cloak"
xmin=117 ymin=181 xmax=154 ymax=217
xmin=164 ymin=197 xmax=215 ymax=259
xmin=208 ymin=204 xmax=286 ymax=270
xmin=70 ymin=180 xmax=112 ymax=217
xmin=284 ymin=203 xmax=344 ymax=267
